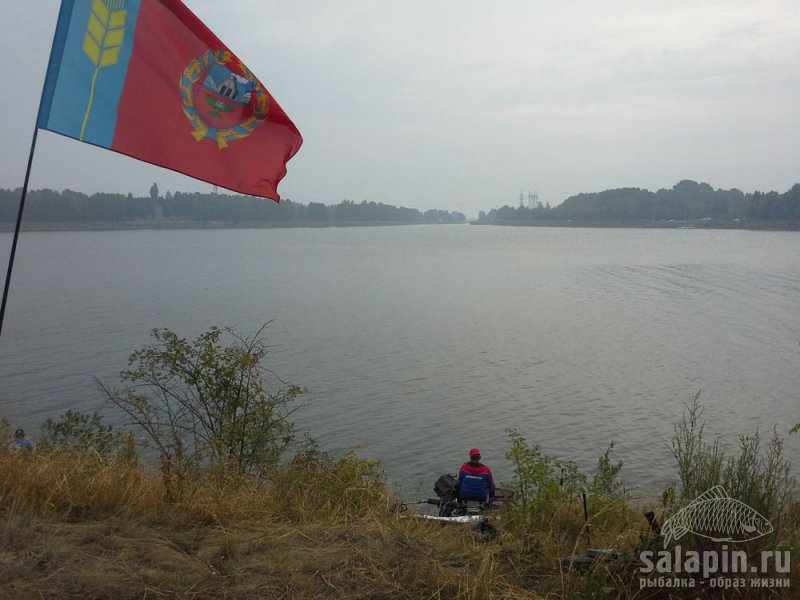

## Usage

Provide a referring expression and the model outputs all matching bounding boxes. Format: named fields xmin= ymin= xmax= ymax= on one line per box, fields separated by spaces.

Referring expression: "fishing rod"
xmin=582 ymin=488 xmax=591 ymax=546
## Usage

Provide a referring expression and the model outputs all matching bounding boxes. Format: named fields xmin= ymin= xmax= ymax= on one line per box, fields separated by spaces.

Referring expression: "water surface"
xmin=1 ymin=225 xmax=798 ymax=497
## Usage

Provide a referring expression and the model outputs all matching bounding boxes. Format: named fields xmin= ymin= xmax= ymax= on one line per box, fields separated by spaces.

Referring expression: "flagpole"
xmin=0 ymin=127 xmax=39 ymax=338
xmin=0 ymin=0 xmax=70 ymax=339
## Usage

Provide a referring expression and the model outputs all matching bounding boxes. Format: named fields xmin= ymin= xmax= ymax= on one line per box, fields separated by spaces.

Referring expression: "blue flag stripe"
xmin=38 ymin=0 xmax=142 ymax=148
xmin=38 ymin=0 xmax=76 ymax=129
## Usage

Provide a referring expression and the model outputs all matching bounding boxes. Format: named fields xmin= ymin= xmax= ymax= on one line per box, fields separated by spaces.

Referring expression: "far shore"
xmin=1 ymin=218 xmax=799 ymax=232
xmin=0 ymin=220 xmax=439 ymax=232
xmin=471 ymin=218 xmax=800 ymax=231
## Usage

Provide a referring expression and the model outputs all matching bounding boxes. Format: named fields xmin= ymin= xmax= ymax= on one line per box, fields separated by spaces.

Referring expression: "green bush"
xmin=38 ymin=410 xmax=131 ymax=458
xmin=99 ymin=324 xmax=305 ymax=497
xmin=269 ymin=443 xmax=389 ymax=522
xmin=502 ymin=429 xmax=588 ymax=537
xmin=670 ymin=392 xmax=795 ymax=528
xmin=590 ymin=440 xmax=624 ymax=498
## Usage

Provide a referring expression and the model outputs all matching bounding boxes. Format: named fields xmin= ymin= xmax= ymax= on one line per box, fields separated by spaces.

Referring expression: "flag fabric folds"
xmin=37 ymin=0 xmax=302 ymax=200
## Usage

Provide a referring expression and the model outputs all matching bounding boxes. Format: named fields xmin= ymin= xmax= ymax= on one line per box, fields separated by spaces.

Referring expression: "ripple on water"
xmin=1 ymin=226 xmax=798 ymax=494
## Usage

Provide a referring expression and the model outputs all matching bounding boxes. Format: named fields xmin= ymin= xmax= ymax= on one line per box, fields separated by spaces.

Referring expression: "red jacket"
xmin=457 ymin=461 xmax=495 ymax=499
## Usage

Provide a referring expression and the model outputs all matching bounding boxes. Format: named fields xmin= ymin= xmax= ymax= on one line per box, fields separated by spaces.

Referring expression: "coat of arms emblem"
xmin=180 ymin=49 xmax=269 ymax=148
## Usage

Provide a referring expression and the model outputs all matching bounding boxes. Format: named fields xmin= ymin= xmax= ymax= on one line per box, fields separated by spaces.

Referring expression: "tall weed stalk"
xmin=671 ymin=392 xmax=795 ymax=529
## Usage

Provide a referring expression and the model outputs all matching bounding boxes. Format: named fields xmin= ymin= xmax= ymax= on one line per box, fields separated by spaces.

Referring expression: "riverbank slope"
xmin=1 ymin=450 xmax=797 ymax=599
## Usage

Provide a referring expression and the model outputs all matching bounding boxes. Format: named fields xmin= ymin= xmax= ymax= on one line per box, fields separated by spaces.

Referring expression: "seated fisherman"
xmin=9 ymin=428 xmax=34 ymax=453
xmin=457 ymin=448 xmax=495 ymax=502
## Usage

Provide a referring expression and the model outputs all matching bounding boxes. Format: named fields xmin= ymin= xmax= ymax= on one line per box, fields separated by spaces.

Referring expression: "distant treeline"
xmin=478 ymin=180 xmax=800 ymax=223
xmin=0 ymin=186 xmax=466 ymax=224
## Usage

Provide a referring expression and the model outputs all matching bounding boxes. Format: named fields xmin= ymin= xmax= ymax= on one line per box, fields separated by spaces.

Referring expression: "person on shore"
xmin=457 ymin=447 xmax=495 ymax=502
xmin=9 ymin=428 xmax=34 ymax=453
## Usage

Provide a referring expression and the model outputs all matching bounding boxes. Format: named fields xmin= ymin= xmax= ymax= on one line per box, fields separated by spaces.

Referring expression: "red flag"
xmin=38 ymin=0 xmax=302 ymax=200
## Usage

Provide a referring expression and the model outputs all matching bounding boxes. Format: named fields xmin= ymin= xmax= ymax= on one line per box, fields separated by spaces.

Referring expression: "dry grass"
xmin=0 ymin=452 xmax=797 ymax=599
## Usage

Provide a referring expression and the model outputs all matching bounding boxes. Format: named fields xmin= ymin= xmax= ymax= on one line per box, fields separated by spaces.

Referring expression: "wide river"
xmin=1 ymin=225 xmax=798 ymax=498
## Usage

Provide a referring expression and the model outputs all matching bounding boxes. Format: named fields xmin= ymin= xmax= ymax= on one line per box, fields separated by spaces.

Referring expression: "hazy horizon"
xmin=2 ymin=1 xmax=798 ymax=219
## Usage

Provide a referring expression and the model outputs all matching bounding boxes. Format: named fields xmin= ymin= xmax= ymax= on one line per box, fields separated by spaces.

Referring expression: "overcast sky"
xmin=2 ymin=0 xmax=798 ymax=217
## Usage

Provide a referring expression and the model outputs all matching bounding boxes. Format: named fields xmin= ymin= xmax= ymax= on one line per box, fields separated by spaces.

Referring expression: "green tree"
xmin=100 ymin=324 xmax=304 ymax=495
xmin=38 ymin=409 xmax=129 ymax=457
xmin=504 ymin=429 xmax=585 ymax=519
xmin=306 ymin=202 xmax=329 ymax=221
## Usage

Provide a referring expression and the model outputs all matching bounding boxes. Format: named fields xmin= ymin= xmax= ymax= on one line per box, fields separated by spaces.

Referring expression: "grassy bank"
xmin=1 ymin=447 xmax=797 ymax=600
xmin=3 ymin=329 xmax=797 ymax=598
xmin=0 ymin=450 xmax=531 ymax=599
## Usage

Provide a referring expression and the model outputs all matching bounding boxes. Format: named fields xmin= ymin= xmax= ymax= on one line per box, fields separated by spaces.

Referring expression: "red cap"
xmin=469 ymin=448 xmax=481 ymax=457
